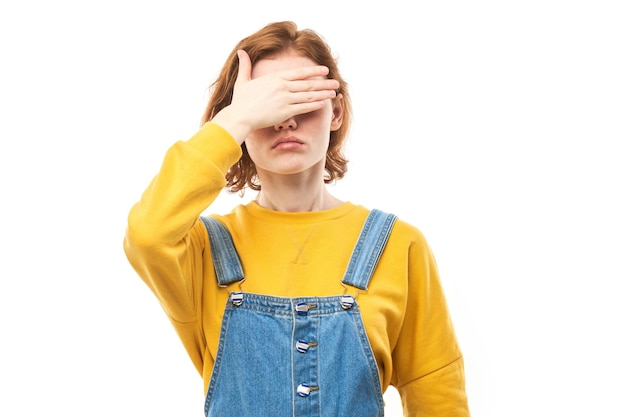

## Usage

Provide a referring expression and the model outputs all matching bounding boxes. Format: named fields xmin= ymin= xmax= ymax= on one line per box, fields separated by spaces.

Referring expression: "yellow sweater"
xmin=124 ymin=122 xmax=470 ymax=416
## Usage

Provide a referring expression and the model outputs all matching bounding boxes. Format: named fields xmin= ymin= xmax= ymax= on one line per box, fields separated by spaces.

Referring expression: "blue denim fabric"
xmin=201 ymin=210 xmax=397 ymax=417
xmin=341 ymin=209 xmax=398 ymax=290
xmin=201 ymin=216 xmax=244 ymax=285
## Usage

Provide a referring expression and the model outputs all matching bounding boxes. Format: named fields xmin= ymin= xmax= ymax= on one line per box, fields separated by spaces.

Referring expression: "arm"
xmin=122 ymin=51 xmax=340 ymax=367
xmin=393 ymin=234 xmax=470 ymax=416
xmin=123 ymin=122 xmax=242 ymax=323
xmin=123 ymin=50 xmax=338 ymax=320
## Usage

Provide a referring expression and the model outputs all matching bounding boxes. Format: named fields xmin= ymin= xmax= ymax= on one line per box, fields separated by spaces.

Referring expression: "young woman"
xmin=124 ymin=21 xmax=470 ymax=416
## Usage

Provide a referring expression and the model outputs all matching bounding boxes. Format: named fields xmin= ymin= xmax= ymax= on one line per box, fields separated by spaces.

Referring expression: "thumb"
xmin=235 ymin=49 xmax=252 ymax=85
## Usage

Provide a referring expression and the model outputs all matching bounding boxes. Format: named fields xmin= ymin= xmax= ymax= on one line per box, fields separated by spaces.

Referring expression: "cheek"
xmin=244 ymin=129 xmax=269 ymax=149
xmin=243 ymin=130 xmax=272 ymax=162
xmin=243 ymin=140 xmax=259 ymax=158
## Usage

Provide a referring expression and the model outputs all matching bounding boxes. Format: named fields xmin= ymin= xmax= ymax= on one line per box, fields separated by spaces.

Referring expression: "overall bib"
xmin=201 ymin=209 xmax=397 ymax=417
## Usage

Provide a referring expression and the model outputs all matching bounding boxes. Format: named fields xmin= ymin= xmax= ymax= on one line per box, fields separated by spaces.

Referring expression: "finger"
xmin=287 ymin=89 xmax=337 ymax=106
xmin=288 ymin=78 xmax=340 ymax=93
xmin=287 ymin=100 xmax=330 ymax=117
xmin=282 ymin=65 xmax=331 ymax=81
xmin=235 ymin=50 xmax=252 ymax=85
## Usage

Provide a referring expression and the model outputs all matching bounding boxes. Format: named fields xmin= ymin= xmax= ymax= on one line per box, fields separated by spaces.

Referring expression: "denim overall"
xmin=201 ymin=209 xmax=397 ymax=417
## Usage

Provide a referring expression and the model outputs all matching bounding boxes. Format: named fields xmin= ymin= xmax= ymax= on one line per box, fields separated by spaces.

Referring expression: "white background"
xmin=1 ymin=1 xmax=625 ymax=416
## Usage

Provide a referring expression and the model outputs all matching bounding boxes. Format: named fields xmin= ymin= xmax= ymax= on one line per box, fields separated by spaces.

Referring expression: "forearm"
xmin=123 ymin=122 xmax=242 ymax=321
xmin=125 ymin=122 xmax=241 ymax=248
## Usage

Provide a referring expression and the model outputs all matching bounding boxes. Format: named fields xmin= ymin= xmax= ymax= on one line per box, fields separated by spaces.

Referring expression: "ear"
xmin=330 ymin=93 xmax=344 ymax=132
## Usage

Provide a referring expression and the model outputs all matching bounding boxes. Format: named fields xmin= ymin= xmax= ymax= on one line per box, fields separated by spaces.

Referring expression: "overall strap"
xmin=341 ymin=209 xmax=398 ymax=290
xmin=200 ymin=216 xmax=244 ymax=286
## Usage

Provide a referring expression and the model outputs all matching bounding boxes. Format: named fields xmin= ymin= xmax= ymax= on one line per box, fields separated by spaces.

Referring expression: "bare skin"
xmin=211 ymin=50 xmax=345 ymax=212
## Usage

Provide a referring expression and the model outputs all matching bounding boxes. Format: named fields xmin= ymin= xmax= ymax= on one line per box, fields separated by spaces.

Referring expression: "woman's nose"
xmin=274 ymin=117 xmax=297 ymax=131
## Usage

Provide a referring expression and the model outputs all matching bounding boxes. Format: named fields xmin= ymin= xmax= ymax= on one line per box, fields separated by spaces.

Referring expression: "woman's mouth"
xmin=272 ymin=136 xmax=304 ymax=150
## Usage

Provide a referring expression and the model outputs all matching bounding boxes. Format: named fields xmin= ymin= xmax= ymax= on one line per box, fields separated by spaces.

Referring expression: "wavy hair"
xmin=201 ymin=21 xmax=352 ymax=193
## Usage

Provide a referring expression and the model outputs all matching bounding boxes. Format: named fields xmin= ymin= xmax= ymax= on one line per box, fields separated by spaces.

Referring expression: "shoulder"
xmin=356 ymin=206 xmax=430 ymax=246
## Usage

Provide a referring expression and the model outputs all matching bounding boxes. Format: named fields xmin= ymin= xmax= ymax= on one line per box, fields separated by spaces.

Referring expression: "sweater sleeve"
xmin=392 ymin=230 xmax=470 ymax=416
xmin=397 ymin=357 xmax=469 ymax=416
xmin=123 ymin=121 xmax=242 ymax=334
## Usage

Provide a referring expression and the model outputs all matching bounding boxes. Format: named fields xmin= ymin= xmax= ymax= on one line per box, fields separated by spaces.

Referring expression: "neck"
xmin=255 ymin=175 xmax=342 ymax=213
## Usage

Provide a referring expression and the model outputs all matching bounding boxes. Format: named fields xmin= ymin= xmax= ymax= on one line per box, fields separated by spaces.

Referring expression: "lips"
xmin=271 ymin=136 xmax=304 ymax=149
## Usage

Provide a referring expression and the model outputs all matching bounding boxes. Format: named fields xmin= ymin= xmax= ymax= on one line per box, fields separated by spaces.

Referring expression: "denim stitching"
xmin=200 ymin=217 xmax=244 ymax=286
xmin=342 ymin=210 xmax=397 ymax=290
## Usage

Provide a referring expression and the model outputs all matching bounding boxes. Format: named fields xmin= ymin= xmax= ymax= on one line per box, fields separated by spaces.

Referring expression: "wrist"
xmin=210 ymin=107 xmax=252 ymax=145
